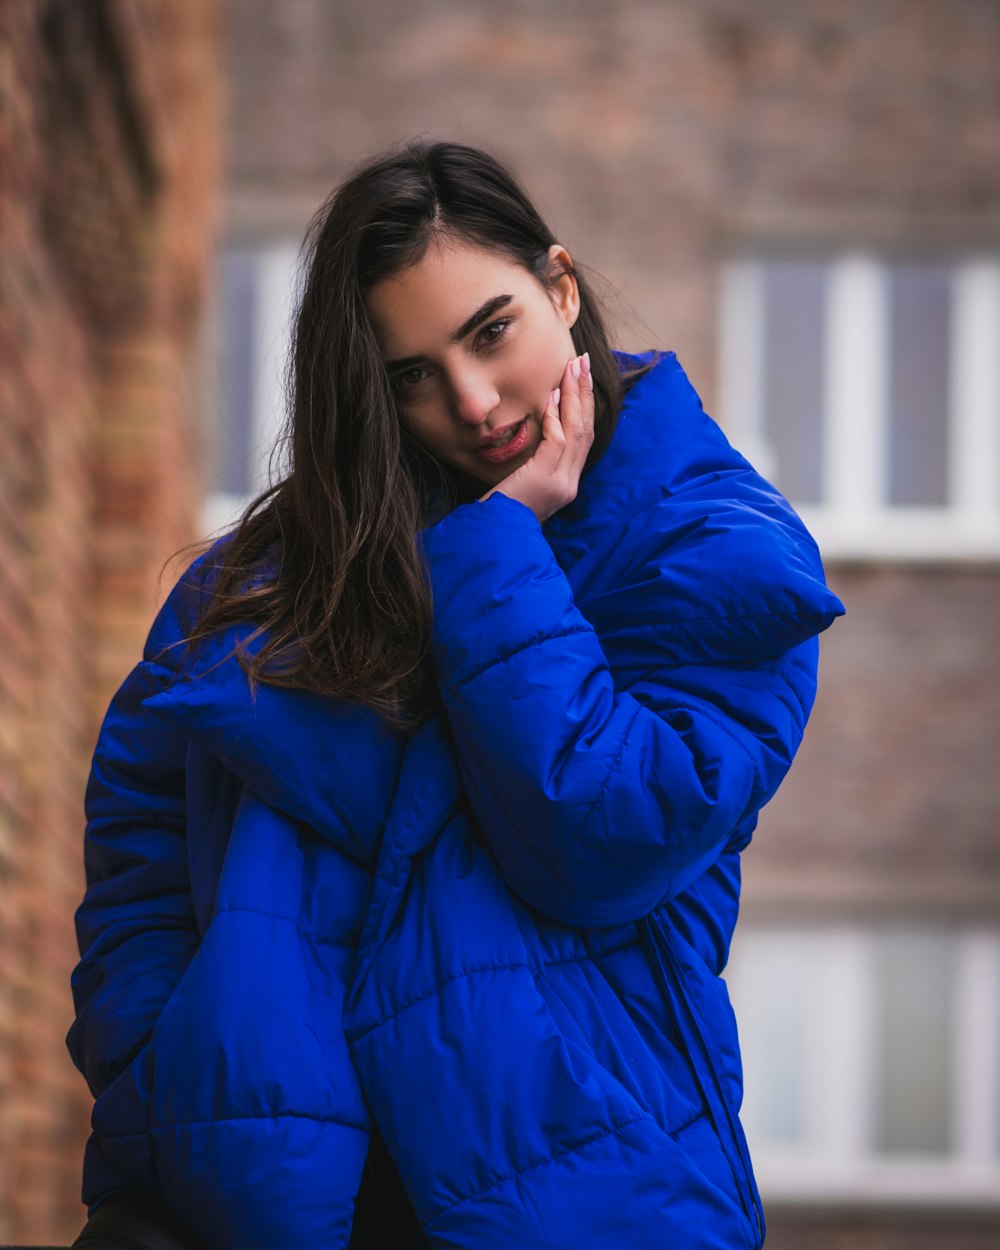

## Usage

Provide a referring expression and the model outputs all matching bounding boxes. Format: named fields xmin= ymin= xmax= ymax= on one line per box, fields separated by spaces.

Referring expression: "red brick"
xmin=0 ymin=0 xmax=222 ymax=1241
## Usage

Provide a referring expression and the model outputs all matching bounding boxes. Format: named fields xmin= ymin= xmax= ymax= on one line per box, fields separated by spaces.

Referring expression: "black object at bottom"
xmin=349 ymin=1129 xmax=431 ymax=1249
xmin=69 ymin=1130 xmax=430 ymax=1249
xmin=71 ymin=1193 xmax=208 ymax=1250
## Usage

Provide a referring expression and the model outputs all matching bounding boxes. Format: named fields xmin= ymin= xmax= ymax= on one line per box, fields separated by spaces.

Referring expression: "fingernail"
xmin=551 ymin=386 xmax=561 ymax=406
xmin=570 ymin=357 xmax=581 ymax=380
xmin=581 ymin=352 xmax=591 ymax=377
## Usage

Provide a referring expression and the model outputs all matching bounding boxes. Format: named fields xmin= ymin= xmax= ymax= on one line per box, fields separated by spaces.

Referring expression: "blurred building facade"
xmin=0 ymin=0 xmax=223 ymax=1241
xmin=214 ymin=2 xmax=1000 ymax=1248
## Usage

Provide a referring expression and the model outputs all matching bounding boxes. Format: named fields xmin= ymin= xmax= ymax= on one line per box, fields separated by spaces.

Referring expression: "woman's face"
xmin=366 ymin=236 xmax=580 ymax=487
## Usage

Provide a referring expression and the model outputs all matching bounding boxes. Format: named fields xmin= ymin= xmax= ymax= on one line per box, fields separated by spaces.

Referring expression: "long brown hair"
xmin=188 ymin=139 xmax=647 ymax=728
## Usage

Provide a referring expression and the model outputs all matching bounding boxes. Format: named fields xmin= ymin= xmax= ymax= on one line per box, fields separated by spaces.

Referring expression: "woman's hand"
xmin=481 ymin=352 xmax=593 ymax=522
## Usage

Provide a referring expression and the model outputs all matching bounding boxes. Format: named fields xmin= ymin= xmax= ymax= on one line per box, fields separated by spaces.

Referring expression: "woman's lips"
xmin=476 ymin=417 xmax=530 ymax=464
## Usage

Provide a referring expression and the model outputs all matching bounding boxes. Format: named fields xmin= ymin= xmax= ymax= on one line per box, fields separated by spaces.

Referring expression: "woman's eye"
xmin=392 ymin=367 xmax=428 ymax=393
xmin=476 ymin=317 xmax=512 ymax=349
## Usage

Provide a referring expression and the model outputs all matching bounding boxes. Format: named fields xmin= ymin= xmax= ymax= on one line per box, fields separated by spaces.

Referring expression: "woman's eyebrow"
xmin=385 ymin=294 xmax=513 ymax=371
xmin=452 ymin=293 xmax=513 ymax=342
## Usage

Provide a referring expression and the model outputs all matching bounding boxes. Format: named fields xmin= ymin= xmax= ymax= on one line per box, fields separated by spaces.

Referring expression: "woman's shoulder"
xmin=546 ymin=349 xmax=750 ymax=555
xmin=547 ymin=349 xmax=844 ymax=658
xmin=140 ymin=538 xmax=228 ymax=664
xmin=146 ymin=532 xmax=280 ymax=664
xmin=610 ymin=348 xmax=746 ymax=484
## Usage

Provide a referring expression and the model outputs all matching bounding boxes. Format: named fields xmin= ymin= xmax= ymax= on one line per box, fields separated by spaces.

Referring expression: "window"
xmin=724 ymin=924 xmax=1000 ymax=1207
xmin=204 ymin=240 xmax=303 ymax=536
xmin=718 ymin=252 xmax=1000 ymax=559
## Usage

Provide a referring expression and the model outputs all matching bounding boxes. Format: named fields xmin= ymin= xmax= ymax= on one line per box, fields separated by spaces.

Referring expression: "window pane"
xmin=761 ymin=259 xmax=826 ymax=504
xmin=887 ymin=261 xmax=951 ymax=506
xmin=220 ymin=248 xmax=259 ymax=496
xmin=873 ymin=929 xmax=955 ymax=1154
xmin=726 ymin=931 xmax=810 ymax=1143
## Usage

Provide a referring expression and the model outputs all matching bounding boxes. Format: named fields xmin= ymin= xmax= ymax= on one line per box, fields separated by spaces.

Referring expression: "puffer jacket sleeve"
xmin=421 ymin=481 xmax=840 ymax=930
xmin=67 ymin=560 xmax=209 ymax=1102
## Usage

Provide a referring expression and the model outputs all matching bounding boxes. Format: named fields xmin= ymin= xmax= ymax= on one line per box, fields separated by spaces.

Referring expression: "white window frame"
xmin=725 ymin=924 xmax=1000 ymax=1208
xmin=718 ymin=252 xmax=1000 ymax=561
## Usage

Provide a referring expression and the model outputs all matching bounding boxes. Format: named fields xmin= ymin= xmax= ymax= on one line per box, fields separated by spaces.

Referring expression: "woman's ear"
xmin=546 ymin=243 xmax=580 ymax=330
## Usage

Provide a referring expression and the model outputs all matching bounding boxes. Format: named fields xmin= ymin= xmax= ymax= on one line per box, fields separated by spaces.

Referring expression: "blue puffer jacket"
xmin=68 ymin=351 xmax=844 ymax=1249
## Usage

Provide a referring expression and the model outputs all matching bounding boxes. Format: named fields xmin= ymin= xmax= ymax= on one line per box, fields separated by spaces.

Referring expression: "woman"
xmin=68 ymin=139 xmax=843 ymax=1249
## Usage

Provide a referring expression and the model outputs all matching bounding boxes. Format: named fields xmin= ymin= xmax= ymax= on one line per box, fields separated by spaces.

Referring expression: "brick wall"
xmin=763 ymin=1209 xmax=1000 ymax=1250
xmin=0 ymin=1 xmax=222 ymax=1242
xmin=223 ymin=0 xmax=1000 ymax=407
xmin=744 ymin=565 xmax=1000 ymax=919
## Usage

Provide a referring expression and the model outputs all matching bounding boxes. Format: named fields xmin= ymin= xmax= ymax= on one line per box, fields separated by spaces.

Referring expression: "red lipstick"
xmin=476 ymin=417 xmax=531 ymax=464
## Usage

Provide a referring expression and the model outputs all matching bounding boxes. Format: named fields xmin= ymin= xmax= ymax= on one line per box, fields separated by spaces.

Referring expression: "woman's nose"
xmin=449 ymin=370 xmax=500 ymax=426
